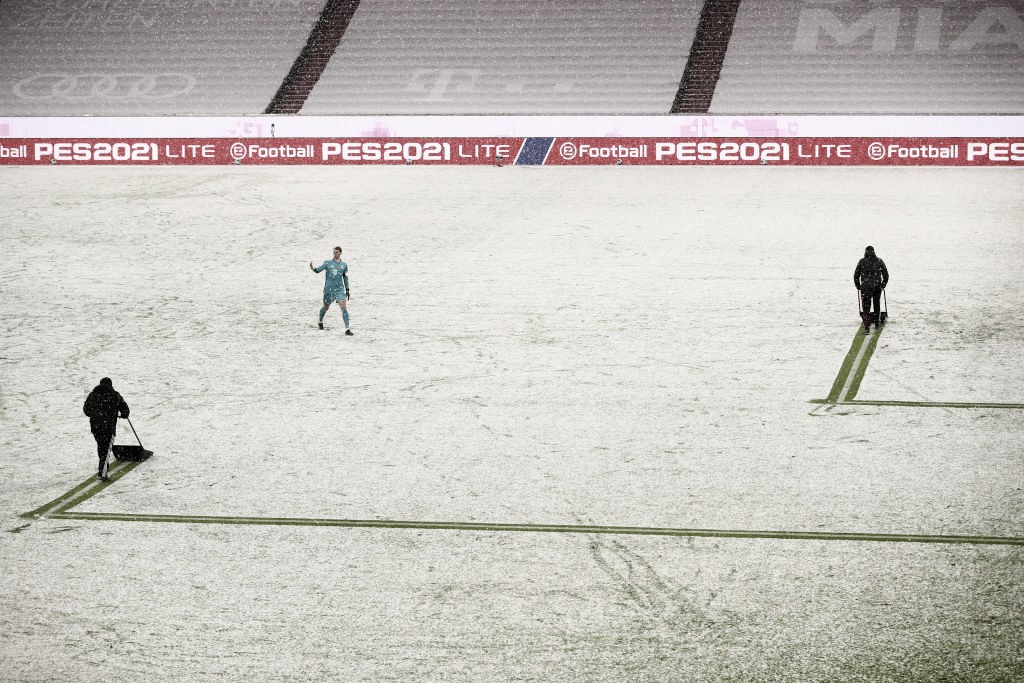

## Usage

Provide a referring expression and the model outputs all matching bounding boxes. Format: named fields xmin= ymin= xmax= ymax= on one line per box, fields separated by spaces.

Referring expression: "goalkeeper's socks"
xmin=342 ymin=309 xmax=350 ymax=329
xmin=319 ymin=308 xmax=326 ymax=322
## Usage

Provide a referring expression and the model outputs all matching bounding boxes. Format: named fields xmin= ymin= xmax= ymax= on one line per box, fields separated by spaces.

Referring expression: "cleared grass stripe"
xmin=826 ymin=328 xmax=866 ymax=402
xmin=20 ymin=477 xmax=106 ymax=519
xmin=846 ymin=399 xmax=1024 ymax=410
xmin=845 ymin=326 xmax=883 ymax=400
xmin=19 ymin=461 xmax=136 ymax=518
xmin=43 ymin=461 xmax=140 ymax=515
xmin=47 ymin=511 xmax=1024 ymax=546
xmin=56 ymin=461 xmax=141 ymax=512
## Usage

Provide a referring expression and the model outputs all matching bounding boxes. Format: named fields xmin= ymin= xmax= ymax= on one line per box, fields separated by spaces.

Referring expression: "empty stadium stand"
xmin=301 ymin=0 xmax=702 ymax=114
xmin=266 ymin=0 xmax=361 ymax=114
xmin=0 ymin=1 xmax=324 ymax=116
xmin=711 ymin=2 xmax=1024 ymax=114
xmin=0 ymin=0 xmax=1022 ymax=115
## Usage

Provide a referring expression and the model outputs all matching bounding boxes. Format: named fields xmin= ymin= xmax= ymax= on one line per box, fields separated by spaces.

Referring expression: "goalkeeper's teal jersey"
xmin=314 ymin=259 xmax=348 ymax=296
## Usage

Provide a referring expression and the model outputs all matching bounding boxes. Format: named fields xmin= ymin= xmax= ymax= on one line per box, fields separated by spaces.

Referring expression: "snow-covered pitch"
xmin=2 ymin=165 xmax=1022 ymax=680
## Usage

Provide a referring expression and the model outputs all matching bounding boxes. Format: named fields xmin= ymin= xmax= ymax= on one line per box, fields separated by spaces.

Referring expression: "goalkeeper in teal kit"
xmin=310 ymin=246 xmax=353 ymax=335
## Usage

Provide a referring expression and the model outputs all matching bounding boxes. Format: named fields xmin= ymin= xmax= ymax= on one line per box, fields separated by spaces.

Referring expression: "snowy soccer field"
xmin=2 ymin=165 xmax=1023 ymax=680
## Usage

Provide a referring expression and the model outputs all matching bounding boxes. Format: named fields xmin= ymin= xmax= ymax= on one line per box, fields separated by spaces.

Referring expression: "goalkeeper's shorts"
xmin=323 ymin=290 xmax=348 ymax=305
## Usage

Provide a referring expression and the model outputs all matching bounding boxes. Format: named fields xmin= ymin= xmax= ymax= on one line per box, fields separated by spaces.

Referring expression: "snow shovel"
xmin=879 ymin=288 xmax=888 ymax=326
xmin=112 ymin=416 xmax=153 ymax=462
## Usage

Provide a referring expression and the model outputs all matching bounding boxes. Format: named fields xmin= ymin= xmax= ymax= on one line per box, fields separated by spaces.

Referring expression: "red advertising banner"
xmin=1 ymin=137 xmax=1022 ymax=166
xmin=0 ymin=138 xmax=523 ymax=165
xmin=546 ymin=137 xmax=1024 ymax=166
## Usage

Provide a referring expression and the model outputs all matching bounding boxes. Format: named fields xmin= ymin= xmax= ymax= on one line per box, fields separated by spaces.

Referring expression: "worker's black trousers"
xmin=860 ymin=287 xmax=882 ymax=324
xmin=93 ymin=431 xmax=113 ymax=477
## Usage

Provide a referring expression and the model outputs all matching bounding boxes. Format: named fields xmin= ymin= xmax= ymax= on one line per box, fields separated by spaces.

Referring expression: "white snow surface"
xmin=1 ymin=165 xmax=1022 ymax=681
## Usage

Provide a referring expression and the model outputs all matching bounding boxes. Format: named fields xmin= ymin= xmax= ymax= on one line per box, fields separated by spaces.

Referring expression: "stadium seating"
xmin=0 ymin=0 xmax=1021 ymax=115
xmin=0 ymin=1 xmax=324 ymax=116
xmin=301 ymin=0 xmax=701 ymax=114
xmin=711 ymin=2 xmax=1024 ymax=113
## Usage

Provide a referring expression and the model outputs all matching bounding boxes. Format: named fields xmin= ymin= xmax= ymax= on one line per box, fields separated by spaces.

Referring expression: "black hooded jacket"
xmin=854 ymin=249 xmax=889 ymax=291
xmin=83 ymin=381 xmax=129 ymax=435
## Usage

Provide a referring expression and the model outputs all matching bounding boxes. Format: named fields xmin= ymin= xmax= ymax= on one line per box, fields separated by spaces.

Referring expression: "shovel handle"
xmin=124 ymin=416 xmax=144 ymax=448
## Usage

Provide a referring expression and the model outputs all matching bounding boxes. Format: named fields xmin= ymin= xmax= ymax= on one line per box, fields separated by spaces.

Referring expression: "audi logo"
xmin=13 ymin=73 xmax=196 ymax=101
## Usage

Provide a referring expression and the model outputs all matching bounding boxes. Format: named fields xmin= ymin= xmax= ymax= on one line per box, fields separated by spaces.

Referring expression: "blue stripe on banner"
xmin=515 ymin=137 xmax=554 ymax=165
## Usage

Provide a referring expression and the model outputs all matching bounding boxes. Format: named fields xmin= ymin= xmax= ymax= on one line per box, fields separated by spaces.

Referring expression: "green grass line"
xmin=825 ymin=328 xmax=866 ymax=402
xmin=19 ymin=461 xmax=130 ymax=518
xmin=845 ymin=400 xmax=1024 ymax=410
xmin=808 ymin=398 xmax=1024 ymax=410
xmin=20 ymin=477 xmax=105 ymax=519
xmin=22 ymin=461 xmax=141 ymax=518
xmin=46 ymin=511 xmax=1024 ymax=546
xmin=56 ymin=461 xmax=141 ymax=512
xmin=845 ymin=325 xmax=883 ymax=400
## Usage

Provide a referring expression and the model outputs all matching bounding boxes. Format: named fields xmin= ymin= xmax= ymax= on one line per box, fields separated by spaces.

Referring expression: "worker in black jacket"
xmin=83 ymin=377 xmax=130 ymax=481
xmin=854 ymin=245 xmax=889 ymax=334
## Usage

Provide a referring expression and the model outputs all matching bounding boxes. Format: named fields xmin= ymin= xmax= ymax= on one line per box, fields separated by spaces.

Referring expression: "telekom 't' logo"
xmin=406 ymin=70 xmax=482 ymax=101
